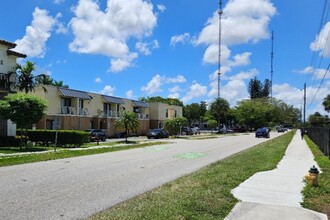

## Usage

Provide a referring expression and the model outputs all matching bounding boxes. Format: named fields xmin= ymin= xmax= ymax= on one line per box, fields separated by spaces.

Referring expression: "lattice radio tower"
xmin=217 ymin=0 xmax=223 ymax=98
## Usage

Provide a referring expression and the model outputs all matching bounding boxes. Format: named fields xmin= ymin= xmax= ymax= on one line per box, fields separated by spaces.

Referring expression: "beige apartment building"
xmin=0 ymin=39 xmax=183 ymax=138
xmin=149 ymin=102 xmax=183 ymax=129
xmin=31 ymin=85 xmax=151 ymax=137
xmin=0 ymin=39 xmax=26 ymax=136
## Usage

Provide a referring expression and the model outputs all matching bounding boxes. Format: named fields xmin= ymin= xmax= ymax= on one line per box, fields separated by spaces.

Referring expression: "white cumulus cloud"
xmin=15 ymin=7 xmax=57 ymax=58
xmin=310 ymin=21 xmax=330 ymax=57
xmin=181 ymin=83 xmax=207 ymax=103
xmin=69 ymin=0 xmax=158 ymax=72
xmin=141 ymin=74 xmax=187 ymax=95
xmin=99 ymin=85 xmax=116 ymax=96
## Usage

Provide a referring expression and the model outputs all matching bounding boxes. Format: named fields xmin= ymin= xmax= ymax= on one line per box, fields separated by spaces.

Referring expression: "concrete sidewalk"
xmin=225 ymin=130 xmax=328 ymax=220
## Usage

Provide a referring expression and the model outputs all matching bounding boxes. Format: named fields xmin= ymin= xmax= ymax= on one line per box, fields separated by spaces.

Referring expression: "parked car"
xmin=219 ymin=128 xmax=235 ymax=134
xmin=181 ymin=127 xmax=193 ymax=135
xmin=191 ymin=127 xmax=201 ymax=135
xmin=255 ymin=127 xmax=270 ymax=138
xmin=276 ymin=127 xmax=288 ymax=132
xmin=84 ymin=129 xmax=107 ymax=142
xmin=146 ymin=129 xmax=169 ymax=139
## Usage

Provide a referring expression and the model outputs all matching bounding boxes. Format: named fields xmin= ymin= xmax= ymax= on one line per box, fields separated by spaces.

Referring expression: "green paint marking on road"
xmin=144 ymin=146 xmax=170 ymax=152
xmin=174 ymin=152 xmax=207 ymax=159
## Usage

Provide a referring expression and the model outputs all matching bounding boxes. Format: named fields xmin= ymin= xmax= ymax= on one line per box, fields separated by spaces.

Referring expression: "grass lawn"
xmin=89 ymin=131 xmax=294 ymax=220
xmin=302 ymin=136 xmax=330 ymax=218
xmin=0 ymin=141 xmax=169 ymax=167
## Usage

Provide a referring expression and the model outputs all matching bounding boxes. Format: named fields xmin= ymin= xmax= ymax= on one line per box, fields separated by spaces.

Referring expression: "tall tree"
xmin=0 ymin=94 xmax=47 ymax=148
xmin=114 ymin=111 xmax=140 ymax=143
xmin=263 ymin=79 xmax=271 ymax=98
xmin=322 ymin=94 xmax=330 ymax=112
xmin=139 ymin=96 xmax=183 ymax=106
xmin=12 ymin=61 xmax=46 ymax=93
xmin=308 ymin=112 xmax=329 ymax=127
xmin=235 ymin=98 xmax=273 ymax=130
xmin=248 ymin=77 xmax=263 ymax=99
xmin=183 ymin=102 xmax=205 ymax=126
xmin=36 ymin=75 xmax=69 ymax=88
xmin=209 ymin=98 xmax=230 ymax=132
xmin=248 ymin=77 xmax=271 ymax=99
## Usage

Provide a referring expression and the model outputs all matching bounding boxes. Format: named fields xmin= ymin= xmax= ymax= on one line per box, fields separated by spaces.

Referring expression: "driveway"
xmin=0 ymin=132 xmax=283 ymax=220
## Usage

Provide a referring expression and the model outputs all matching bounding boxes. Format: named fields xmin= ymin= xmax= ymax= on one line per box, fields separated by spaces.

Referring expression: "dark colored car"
xmin=181 ymin=127 xmax=193 ymax=135
xmin=85 ymin=129 xmax=107 ymax=142
xmin=146 ymin=129 xmax=169 ymax=139
xmin=191 ymin=127 xmax=201 ymax=135
xmin=255 ymin=127 xmax=270 ymax=138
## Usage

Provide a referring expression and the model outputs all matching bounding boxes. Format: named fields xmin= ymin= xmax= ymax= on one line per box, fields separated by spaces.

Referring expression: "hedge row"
xmin=0 ymin=135 xmax=21 ymax=147
xmin=27 ymin=130 xmax=89 ymax=147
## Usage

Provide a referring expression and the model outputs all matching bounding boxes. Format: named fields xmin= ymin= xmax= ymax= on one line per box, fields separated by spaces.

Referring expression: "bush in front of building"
xmin=0 ymin=135 xmax=21 ymax=147
xmin=27 ymin=130 xmax=89 ymax=147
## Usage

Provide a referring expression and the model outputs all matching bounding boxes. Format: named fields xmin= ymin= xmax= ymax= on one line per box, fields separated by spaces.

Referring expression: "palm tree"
xmin=114 ymin=111 xmax=140 ymax=143
xmin=12 ymin=61 xmax=45 ymax=93
xmin=53 ymin=80 xmax=69 ymax=88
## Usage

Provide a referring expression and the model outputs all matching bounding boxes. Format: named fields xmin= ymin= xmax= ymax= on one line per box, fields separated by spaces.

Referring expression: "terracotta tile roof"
xmin=0 ymin=39 xmax=16 ymax=49
xmin=7 ymin=50 xmax=27 ymax=58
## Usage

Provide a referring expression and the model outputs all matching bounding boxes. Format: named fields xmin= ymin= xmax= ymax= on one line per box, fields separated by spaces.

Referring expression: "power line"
xmin=307 ymin=62 xmax=330 ymax=110
xmin=306 ymin=0 xmax=330 ymax=86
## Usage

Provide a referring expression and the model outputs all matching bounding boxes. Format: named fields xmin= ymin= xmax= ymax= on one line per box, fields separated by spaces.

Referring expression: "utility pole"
xmin=217 ymin=0 xmax=223 ymax=99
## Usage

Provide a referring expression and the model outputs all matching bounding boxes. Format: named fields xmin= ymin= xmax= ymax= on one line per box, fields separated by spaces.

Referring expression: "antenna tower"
xmin=217 ymin=0 xmax=223 ymax=98
xmin=270 ymin=31 xmax=274 ymax=100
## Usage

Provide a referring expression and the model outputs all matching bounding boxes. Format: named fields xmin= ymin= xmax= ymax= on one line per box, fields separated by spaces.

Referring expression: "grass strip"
xmin=302 ymin=136 xmax=330 ymax=218
xmin=0 ymin=141 xmax=168 ymax=167
xmin=90 ymin=132 xmax=294 ymax=220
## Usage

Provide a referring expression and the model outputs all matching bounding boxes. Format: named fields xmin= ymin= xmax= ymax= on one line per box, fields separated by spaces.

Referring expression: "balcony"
xmin=59 ymin=106 xmax=89 ymax=116
xmin=103 ymin=110 xmax=121 ymax=118
xmin=136 ymin=113 xmax=149 ymax=120
xmin=0 ymin=73 xmax=14 ymax=91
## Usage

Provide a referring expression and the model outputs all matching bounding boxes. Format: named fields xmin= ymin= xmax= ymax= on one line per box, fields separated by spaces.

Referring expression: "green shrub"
xmin=27 ymin=130 xmax=89 ymax=147
xmin=0 ymin=135 xmax=21 ymax=147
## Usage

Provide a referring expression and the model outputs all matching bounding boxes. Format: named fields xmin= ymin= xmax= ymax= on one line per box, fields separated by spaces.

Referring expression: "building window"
xmin=61 ymin=98 xmax=71 ymax=107
xmin=166 ymin=109 xmax=168 ymax=118
xmin=133 ymin=107 xmax=140 ymax=113
xmin=175 ymin=110 xmax=177 ymax=118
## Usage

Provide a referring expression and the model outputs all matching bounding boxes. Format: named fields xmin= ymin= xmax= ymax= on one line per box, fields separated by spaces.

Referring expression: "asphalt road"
xmin=0 ymin=132 xmax=283 ymax=220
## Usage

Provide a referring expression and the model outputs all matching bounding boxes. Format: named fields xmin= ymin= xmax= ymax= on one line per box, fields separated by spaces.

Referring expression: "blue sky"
xmin=1 ymin=0 xmax=329 ymax=116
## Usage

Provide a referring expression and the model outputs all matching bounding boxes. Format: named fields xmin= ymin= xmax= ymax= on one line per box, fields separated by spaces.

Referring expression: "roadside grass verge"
xmin=302 ymin=136 xmax=330 ymax=218
xmin=90 ymin=132 xmax=294 ymax=220
xmin=0 ymin=141 xmax=169 ymax=167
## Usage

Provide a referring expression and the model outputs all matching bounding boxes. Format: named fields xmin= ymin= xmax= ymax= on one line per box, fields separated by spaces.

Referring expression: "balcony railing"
xmin=59 ymin=106 xmax=89 ymax=116
xmin=103 ymin=110 xmax=121 ymax=118
xmin=136 ymin=113 xmax=149 ymax=119
xmin=0 ymin=73 xmax=13 ymax=91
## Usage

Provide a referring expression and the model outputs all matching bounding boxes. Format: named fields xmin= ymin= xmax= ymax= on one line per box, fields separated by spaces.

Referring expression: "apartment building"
xmin=149 ymin=102 xmax=183 ymax=129
xmin=0 ymin=39 xmax=26 ymax=136
xmin=32 ymin=85 xmax=150 ymax=137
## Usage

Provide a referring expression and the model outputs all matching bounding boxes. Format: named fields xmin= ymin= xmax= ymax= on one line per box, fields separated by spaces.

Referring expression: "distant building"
xmin=31 ymin=85 xmax=150 ymax=137
xmin=148 ymin=102 xmax=182 ymax=129
xmin=0 ymin=39 xmax=26 ymax=136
